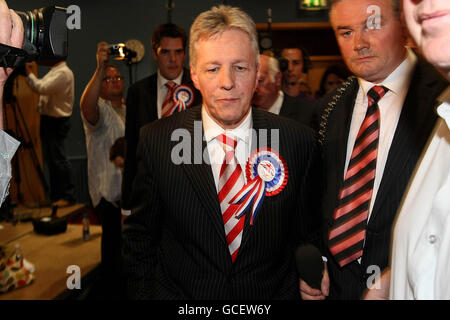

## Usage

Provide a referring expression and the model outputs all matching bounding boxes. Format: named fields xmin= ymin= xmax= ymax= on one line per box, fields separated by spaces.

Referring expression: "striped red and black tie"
xmin=328 ymin=85 xmax=388 ymax=267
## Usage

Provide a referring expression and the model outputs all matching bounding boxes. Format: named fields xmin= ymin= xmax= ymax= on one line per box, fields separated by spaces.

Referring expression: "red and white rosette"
xmin=230 ymin=147 xmax=288 ymax=225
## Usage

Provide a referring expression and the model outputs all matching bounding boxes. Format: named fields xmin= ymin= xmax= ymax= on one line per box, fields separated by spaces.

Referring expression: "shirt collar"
xmin=268 ymin=91 xmax=284 ymax=115
xmin=202 ymin=105 xmax=252 ymax=145
xmin=358 ymin=47 xmax=417 ymax=97
xmin=98 ymin=96 xmax=126 ymax=108
xmin=157 ymin=69 xmax=183 ymax=89
xmin=437 ymin=86 xmax=450 ymax=129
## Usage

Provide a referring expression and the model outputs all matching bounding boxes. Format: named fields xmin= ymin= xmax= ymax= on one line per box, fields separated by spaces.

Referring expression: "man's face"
xmin=100 ymin=66 xmax=124 ymax=99
xmin=190 ymin=29 xmax=258 ymax=129
xmin=330 ymin=0 xmax=407 ymax=83
xmin=252 ymin=55 xmax=281 ymax=110
xmin=153 ymin=37 xmax=185 ymax=80
xmin=281 ymin=48 xmax=304 ymax=84
xmin=403 ymin=0 xmax=450 ymax=73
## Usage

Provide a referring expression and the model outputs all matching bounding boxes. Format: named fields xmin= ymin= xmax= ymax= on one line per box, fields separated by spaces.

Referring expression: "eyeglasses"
xmin=103 ymin=76 xmax=123 ymax=83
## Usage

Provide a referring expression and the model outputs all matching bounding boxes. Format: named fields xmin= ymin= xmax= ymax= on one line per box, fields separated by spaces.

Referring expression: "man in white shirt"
xmin=25 ymin=58 xmax=76 ymax=207
xmin=80 ymin=42 xmax=126 ymax=298
xmin=122 ymin=23 xmax=201 ymax=210
xmin=300 ymin=0 xmax=447 ymax=300
xmin=251 ymin=54 xmax=317 ymax=127
xmin=369 ymin=0 xmax=450 ymax=300
xmin=0 ymin=0 xmax=22 ymax=208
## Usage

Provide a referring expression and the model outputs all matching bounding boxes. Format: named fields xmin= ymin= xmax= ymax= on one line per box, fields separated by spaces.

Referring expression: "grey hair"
xmin=264 ymin=55 xmax=280 ymax=83
xmin=189 ymin=5 xmax=260 ymax=68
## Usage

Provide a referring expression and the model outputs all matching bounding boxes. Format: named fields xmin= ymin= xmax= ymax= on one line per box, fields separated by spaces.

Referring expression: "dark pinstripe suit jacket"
xmin=122 ymin=106 xmax=321 ymax=299
xmin=315 ymin=58 xmax=447 ymax=299
xmin=122 ymin=69 xmax=201 ymax=209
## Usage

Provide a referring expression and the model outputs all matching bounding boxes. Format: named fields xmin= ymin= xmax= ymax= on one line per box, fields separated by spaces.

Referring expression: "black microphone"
xmin=295 ymin=244 xmax=325 ymax=290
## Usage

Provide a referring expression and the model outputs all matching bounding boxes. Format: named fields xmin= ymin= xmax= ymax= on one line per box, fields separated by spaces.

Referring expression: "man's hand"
xmin=25 ymin=62 xmax=34 ymax=76
xmin=363 ymin=268 xmax=390 ymax=300
xmin=299 ymin=262 xmax=330 ymax=300
xmin=96 ymin=41 xmax=110 ymax=71
xmin=0 ymin=0 xmax=24 ymax=83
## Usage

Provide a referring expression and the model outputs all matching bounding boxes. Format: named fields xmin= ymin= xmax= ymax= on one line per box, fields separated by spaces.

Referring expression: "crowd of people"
xmin=0 ymin=0 xmax=449 ymax=300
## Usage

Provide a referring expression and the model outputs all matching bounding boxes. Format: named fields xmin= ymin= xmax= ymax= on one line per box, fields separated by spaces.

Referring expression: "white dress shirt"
xmin=345 ymin=48 xmax=417 ymax=221
xmin=390 ymin=86 xmax=450 ymax=300
xmin=202 ymin=106 xmax=253 ymax=191
xmin=0 ymin=130 xmax=19 ymax=206
xmin=81 ymin=97 xmax=125 ymax=207
xmin=267 ymin=91 xmax=284 ymax=115
xmin=26 ymin=62 xmax=74 ymax=118
xmin=156 ymin=70 xmax=183 ymax=119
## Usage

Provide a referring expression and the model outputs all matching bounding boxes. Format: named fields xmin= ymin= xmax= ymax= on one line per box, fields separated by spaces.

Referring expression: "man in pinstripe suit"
xmin=300 ymin=0 xmax=447 ymax=300
xmin=122 ymin=5 xmax=321 ymax=299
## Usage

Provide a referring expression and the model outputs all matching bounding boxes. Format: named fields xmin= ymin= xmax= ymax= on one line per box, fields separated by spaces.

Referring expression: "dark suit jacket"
xmin=122 ymin=106 xmax=321 ymax=299
xmin=279 ymin=94 xmax=318 ymax=128
xmin=122 ymin=68 xmax=201 ymax=209
xmin=315 ymin=58 xmax=447 ymax=299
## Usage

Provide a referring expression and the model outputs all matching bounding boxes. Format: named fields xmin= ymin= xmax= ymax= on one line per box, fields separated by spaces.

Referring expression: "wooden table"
xmin=0 ymin=204 xmax=102 ymax=300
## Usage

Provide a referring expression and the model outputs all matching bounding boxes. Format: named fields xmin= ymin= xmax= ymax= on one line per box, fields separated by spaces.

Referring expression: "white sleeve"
xmin=0 ymin=130 xmax=20 ymax=206
xmin=26 ymin=69 xmax=69 ymax=95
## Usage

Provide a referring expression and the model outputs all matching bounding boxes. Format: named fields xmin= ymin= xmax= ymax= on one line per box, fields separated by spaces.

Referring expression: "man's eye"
xmin=207 ymin=67 xmax=218 ymax=72
xmin=234 ymin=66 xmax=247 ymax=71
xmin=340 ymin=30 xmax=352 ymax=37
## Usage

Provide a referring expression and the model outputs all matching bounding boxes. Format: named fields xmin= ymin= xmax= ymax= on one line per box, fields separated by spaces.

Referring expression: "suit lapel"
xmin=325 ymin=79 xmax=360 ymax=225
xmin=147 ymin=75 xmax=158 ymax=121
xmin=180 ymin=107 xmax=228 ymax=246
xmin=236 ymin=108 xmax=270 ymax=259
xmin=370 ymin=60 xmax=443 ymax=222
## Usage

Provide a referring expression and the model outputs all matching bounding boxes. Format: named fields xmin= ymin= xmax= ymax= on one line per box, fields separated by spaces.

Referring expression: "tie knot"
xmin=217 ymin=133 xmax=238 ymax=163
xmin=166 ymin=81 xmax=176 ymax=91
xmin=367 ymin=85 xmax=389 ymax=105
xmin=217 ymin=133 xmax=238 ymax=151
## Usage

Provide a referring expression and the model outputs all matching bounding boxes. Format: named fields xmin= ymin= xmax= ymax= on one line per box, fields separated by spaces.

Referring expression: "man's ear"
xmin=190 ymin=65 xmax=200 ymax=90
xmin=152 ymin=48 xmax=158 ymax=60
xmin=254 ymin=63 xmax=261 ymax=91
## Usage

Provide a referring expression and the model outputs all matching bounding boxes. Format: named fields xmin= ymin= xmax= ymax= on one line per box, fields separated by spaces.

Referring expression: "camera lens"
xmin=17 ymin=7 xmax=68 ymax=63
xmin=16 ymin=10 xmax=40 ymax=47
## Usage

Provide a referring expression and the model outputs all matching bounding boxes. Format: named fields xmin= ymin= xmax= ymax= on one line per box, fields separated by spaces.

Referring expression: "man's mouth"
xmin=418 ymin=10 xmax=450 ymax=24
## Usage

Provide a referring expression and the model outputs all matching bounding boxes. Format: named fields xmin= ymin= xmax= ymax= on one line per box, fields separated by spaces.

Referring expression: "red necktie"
xmin=328 ymin=85 xmax=388 ymax=267
xmin=216 ymin=133 xmax=245 ymax=262
xmin=161 ymin=81 xmax=176 ymax=118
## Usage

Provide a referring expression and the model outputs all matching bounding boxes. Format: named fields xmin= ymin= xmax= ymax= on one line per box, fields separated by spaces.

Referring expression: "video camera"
xmin=0 ymin=6 xmax=68 ymax=68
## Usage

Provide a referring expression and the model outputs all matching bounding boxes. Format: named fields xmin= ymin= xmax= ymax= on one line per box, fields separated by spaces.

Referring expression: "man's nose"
xmin=219 ymin=68 xmax=235 ymax=90
xmin=354 ymin=30 xmax=370 ymax=52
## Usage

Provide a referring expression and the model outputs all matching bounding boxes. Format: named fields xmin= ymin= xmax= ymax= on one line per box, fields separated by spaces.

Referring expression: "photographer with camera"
xmin=80 ymin=41 xmax=126 ymax=299
xmin=24 ymin=57 xmax=76 ymax=207
xmin=0 ymin=0 xmax=22 ymax=207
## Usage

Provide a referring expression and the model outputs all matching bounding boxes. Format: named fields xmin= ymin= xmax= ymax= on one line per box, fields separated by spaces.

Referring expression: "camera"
xmin=0 ymin=6 xmax=68 ymax=68
xmin=108 ymin=43 xmax=136 ymax=62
